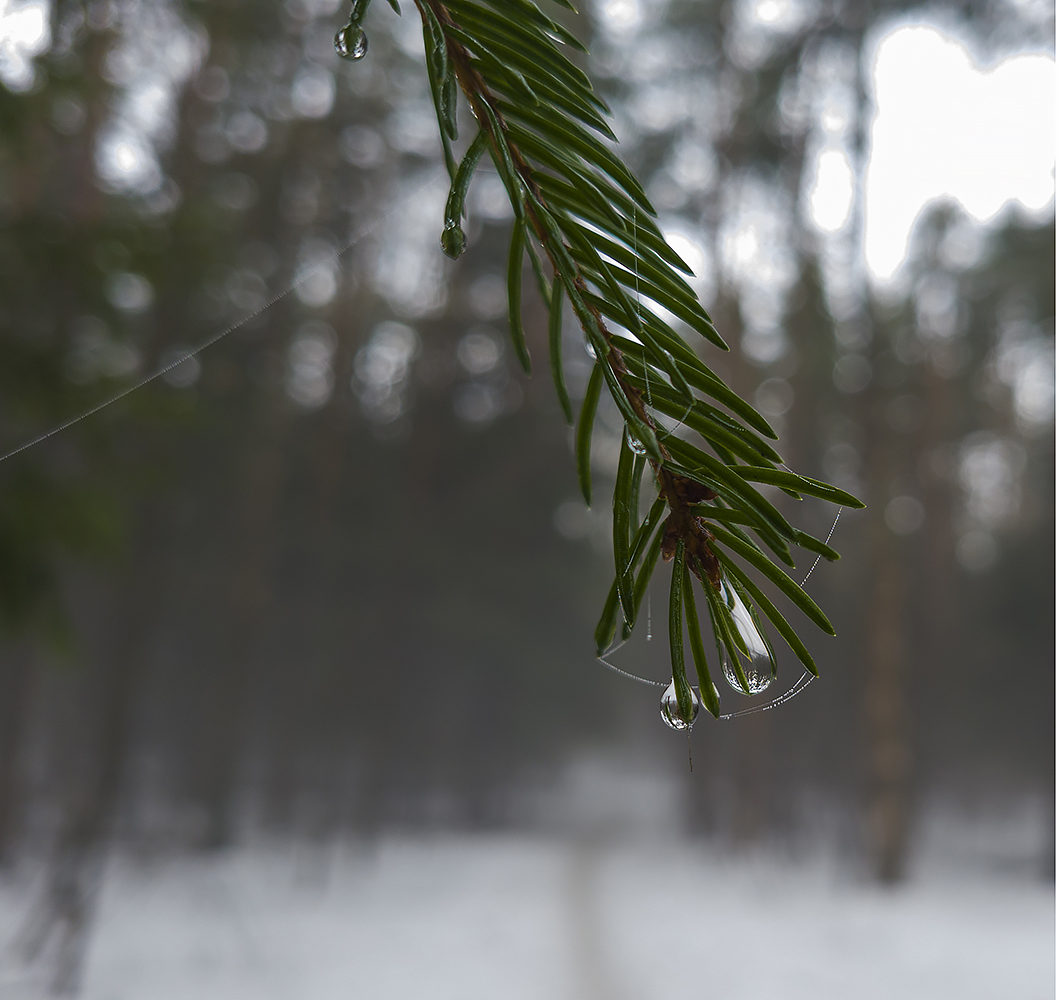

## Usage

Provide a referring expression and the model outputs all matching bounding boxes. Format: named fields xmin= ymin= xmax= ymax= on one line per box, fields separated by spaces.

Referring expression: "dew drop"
xmin=440 ymin=223 xmax=466 ymax=259
xmin=334 ymin=24 xmax=368 ymax=60
xmin=721 ymin=657 xmax=772 ymax=696
xmin=719 ymin=580 xmax=774 ymax=696
xmin=625 ymin=426 xmax=647 ymax=456
xmin=660 ymin=680 xmax=700 ymax=731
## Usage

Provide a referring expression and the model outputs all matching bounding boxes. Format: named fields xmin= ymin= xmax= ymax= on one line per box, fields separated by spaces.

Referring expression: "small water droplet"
xmin=719 ymin=580 xmax=774 ymax=695
xmin=334 ymin=24 xmax=368 ymax=60
xmin=625 ymin=426 xmax=647 ymax=456
xmin=440 ymin=223 xmax=466 ymax=259
xmin=660 ymin=680 xmax=700 ymax=731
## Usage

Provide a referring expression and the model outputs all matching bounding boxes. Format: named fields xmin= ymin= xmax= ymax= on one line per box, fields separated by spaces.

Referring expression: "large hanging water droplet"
xmin=440 ymin=223 xmax=466 ymax=259
xmin=660 ymin=680 xmax=700 ymax=731
xmin=334 ymin=23 xmax=368 ymax=60
xmin=625 ymin=425 xmax=647 ymax=456
xmin=719 ymin=581 xmax=774 ymax=695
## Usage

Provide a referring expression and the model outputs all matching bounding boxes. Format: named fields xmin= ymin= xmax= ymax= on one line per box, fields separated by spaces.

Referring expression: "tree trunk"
xmin=0 ymin=642 xmax=34 ymax=864
xmin=862 ymin=441 xmax=912 ymax=882
xmin=18 ymin=500 xmax=166 ymax=994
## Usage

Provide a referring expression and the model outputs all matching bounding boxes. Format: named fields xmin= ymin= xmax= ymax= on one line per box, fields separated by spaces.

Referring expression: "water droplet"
xmin=660 ymin=680 xmax=700 ymax=731
xmin=625 ymin=425 xmax=647 ymax=456
xmin=440 ymin=223 xmax=466 ymax=259
xmin=334 ymin=24 xmax=368 ymax=60
xmin=719 ymin=580 xmax=774 ymax=695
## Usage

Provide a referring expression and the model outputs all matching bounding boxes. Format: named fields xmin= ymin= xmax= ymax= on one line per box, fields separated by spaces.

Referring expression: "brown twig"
xmin=422 ymin=0 xmax=716 ymax=570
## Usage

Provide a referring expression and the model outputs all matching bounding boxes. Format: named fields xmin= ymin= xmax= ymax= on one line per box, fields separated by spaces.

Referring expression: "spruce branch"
xmin=336 ymin=0 xmax=865 ymax=726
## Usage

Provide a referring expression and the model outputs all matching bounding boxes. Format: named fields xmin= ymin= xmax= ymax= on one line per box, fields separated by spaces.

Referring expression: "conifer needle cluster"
xmin=336 ymin=0 xmax=865 ymax=725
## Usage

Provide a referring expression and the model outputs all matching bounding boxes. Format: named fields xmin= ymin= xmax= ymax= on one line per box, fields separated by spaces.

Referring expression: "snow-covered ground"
xmin=0 ymin=827 xmax=1052 ymax=1000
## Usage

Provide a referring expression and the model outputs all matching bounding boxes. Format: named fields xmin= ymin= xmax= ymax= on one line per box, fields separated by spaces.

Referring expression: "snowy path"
xmin=0 ymin=835 xmax=1052 ymax=999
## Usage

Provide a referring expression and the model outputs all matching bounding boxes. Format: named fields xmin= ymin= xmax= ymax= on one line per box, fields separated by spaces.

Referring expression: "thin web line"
xmin=596 ymin=637 xmax=662 ymax=687
xmin=797 ymin=503 xmax=841 ymax=589
xmin=0 ymin=181 xmax=431 ymax=467
xmin=597 ymin=507 xmax=844 ymax=720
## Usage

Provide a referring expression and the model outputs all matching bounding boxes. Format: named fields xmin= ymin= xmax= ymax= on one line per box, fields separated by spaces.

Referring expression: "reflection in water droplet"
xmin=625 ymin=425 xmax=647 ymax=456
xmin=440 ymin=223 xmax=466 ymax=259
xmin=719 ymin=581 xmax=774 ymax=695
xmin=660 ymin=680 xmax=700 ymax=730
xmin=334 ymin=24 xmax=368 ymax=60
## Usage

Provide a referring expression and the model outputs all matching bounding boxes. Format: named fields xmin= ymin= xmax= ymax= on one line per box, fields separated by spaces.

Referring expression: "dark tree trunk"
xmin=18 ymin=500 xmax=167 ymax=994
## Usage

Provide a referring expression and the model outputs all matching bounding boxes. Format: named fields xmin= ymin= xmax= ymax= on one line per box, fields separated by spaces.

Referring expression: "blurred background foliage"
xmin=0 ymin=0 xmax=1052 ymax=990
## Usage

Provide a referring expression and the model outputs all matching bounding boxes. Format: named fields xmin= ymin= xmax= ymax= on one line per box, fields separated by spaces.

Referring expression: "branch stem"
xmin=422 ymin=0 xmax=708 ymax=546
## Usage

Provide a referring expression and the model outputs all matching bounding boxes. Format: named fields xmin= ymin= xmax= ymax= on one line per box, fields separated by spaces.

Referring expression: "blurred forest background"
xmin=0 ymin=0 xmax=1052 ymax=993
